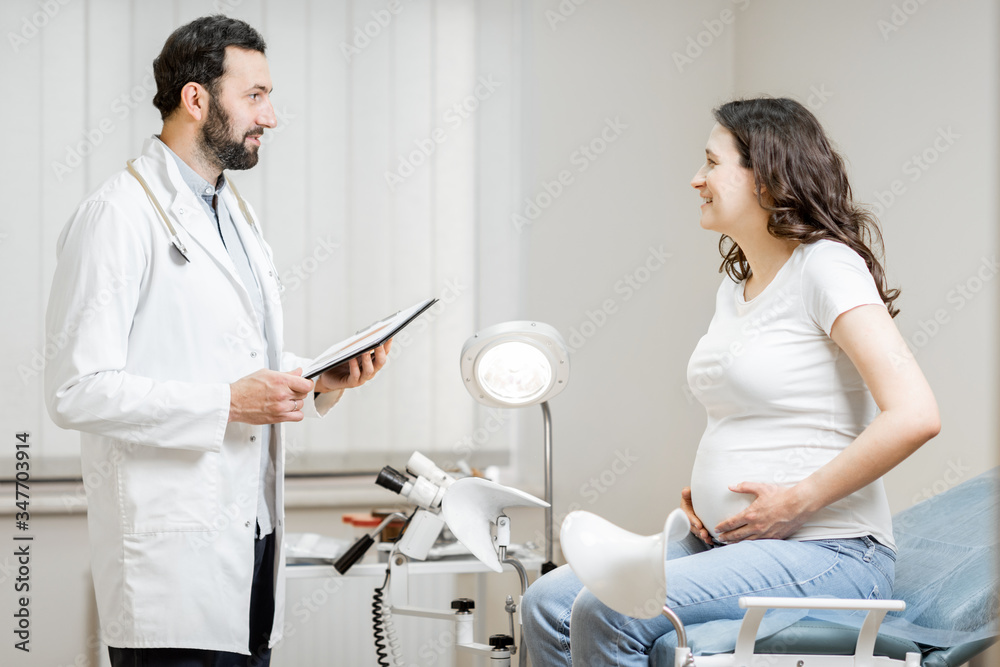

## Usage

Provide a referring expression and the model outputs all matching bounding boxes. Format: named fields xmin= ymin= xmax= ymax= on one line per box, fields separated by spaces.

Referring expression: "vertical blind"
xmin=0 ymin=0 xmax=525 ymax=477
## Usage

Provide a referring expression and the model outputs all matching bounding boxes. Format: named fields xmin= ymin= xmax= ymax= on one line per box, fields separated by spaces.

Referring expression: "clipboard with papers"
xmin=302 ymin=297 xmax=438 ymax=379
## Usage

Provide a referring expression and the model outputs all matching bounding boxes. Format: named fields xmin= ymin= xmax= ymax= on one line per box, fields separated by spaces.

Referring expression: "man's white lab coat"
xmin=44 ymin=137 xmax=339 ymax=653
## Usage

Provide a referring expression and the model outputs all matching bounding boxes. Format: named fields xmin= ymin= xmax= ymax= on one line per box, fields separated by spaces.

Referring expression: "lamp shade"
xmin=461 ymin=321 xmax=570 ymax=408
xmin=559 ymin=509 xmax=690 ymax=619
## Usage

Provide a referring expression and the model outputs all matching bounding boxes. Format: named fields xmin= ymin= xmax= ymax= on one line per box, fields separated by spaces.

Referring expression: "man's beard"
xmin=200 ymin=96 xmax=264 ymax=172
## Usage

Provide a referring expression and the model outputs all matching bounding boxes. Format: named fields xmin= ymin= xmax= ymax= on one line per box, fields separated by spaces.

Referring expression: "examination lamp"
xmin=461 ymin=321 xmax=570 ymax=573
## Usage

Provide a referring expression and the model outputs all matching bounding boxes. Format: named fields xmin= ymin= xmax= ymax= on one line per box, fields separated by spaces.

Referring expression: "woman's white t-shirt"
xmin=686 ymin=239 xmax=896 ymax=549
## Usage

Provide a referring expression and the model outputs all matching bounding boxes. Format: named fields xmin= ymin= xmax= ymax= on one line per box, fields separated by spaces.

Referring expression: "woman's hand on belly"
xmin=714 ymin=481 xmax=816 ymax=543
xmin=680 ymin=487 xmax=713 ymax=546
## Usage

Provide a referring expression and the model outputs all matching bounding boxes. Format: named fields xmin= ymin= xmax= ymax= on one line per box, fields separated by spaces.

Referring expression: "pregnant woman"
xmin=521 ymin=97 xmax=941 ymax=665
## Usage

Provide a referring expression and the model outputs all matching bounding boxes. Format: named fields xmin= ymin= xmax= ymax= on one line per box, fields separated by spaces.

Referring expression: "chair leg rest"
xmin=671 ymin=653 xmax=922 ymax=666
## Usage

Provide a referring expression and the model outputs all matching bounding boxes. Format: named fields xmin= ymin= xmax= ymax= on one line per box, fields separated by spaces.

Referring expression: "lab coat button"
xmin=245 ymin=521 xmax=251 ymax=528
xmin=250 ymin=351 xmax=257 ymax=358
xmin=250 ymin=435 xmax=256 ymax=442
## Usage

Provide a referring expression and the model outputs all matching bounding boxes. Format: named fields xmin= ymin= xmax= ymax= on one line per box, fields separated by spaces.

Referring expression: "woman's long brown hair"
xmin=712 ymin=98 xmax=900 ymax=317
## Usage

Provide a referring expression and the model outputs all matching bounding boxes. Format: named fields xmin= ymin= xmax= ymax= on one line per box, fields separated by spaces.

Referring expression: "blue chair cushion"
xmin=751 ymin=620 xmax=920 ymax=657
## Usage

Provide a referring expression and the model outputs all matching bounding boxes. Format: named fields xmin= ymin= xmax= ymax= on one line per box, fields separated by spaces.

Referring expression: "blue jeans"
xmin=521 ymin=533 xmax=895 ymax=666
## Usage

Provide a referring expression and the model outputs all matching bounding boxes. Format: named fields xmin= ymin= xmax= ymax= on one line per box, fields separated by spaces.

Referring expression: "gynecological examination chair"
xmin=562 ymin=468 xmax=998 ymax=666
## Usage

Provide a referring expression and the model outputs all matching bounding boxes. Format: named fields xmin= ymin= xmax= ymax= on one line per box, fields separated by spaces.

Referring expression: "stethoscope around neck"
xmin=125 ymin=159 xmax=285 ymax=293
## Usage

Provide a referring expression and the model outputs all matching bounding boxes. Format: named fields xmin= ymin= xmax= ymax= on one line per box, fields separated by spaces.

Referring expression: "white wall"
xmin=521 ymin=0 xmax=999 ymax=540
xmin=514 ymin=4 xmax=999 ymax=658
xmin=733 ymin=0 xmax=999 ymax=515
xmin=516 ymin=0 xmax=736 ymax=542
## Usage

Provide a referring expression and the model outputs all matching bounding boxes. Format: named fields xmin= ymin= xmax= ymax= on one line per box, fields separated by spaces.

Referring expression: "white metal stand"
xmin=666 ymin=597 xmax=921 ymax=667
xmin=389 ymin=551 xmax=513 ymax=664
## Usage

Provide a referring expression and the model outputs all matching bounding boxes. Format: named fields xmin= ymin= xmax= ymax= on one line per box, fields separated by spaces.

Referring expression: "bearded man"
xmin=44 ymin=16 xmax=388 ymax=667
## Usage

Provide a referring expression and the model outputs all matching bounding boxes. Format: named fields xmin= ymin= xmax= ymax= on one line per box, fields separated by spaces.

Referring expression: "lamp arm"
xmin=541 ymin=401 xmax=555 ymax=573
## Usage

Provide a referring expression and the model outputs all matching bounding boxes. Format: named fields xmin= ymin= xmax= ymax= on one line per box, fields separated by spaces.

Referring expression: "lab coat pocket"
xmin=118 ymin=445 xmax=221 ymax=534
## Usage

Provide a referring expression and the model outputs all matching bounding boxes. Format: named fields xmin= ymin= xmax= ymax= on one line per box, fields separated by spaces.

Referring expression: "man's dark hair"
xmin=152 ymin=15 xmax=266 ymax=120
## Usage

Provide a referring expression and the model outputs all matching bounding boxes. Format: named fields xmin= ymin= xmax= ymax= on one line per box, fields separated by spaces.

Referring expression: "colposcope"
xmin=335 ymin=451 xmax=547 ymax=667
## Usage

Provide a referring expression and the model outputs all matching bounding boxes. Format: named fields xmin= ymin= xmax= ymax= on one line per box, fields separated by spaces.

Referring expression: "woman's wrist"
xmin=790 ymin=478 xmax=825 ymax=516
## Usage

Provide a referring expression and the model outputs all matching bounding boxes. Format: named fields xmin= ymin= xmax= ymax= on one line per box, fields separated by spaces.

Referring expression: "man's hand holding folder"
xmin=314 ymin=339 xmax=393 ymax=393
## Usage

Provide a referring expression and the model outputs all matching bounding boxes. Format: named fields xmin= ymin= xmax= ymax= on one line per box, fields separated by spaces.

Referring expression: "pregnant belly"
xmin=689 ymin=450 xmax=770 ymax=539
xmin=689 ymin=481 xmax=754 ymax=539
